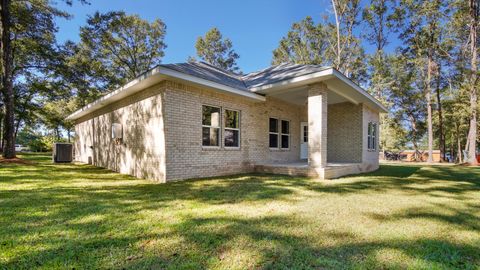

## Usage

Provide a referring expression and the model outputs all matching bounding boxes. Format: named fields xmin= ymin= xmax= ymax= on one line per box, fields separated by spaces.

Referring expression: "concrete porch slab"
xmin=253 ymin=161 xmax=366 ymax=179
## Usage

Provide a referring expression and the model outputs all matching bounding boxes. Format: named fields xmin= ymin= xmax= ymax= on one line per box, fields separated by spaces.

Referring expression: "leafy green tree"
xmin=272 ymin=16 xmax=367 ymax=84
xmin=362 ymin=0 xmax=398 ymax=152
xmin=330 ymin=0 xmax=366 ymax=79
xmin=393 ymin=0 xmax=449 ymax=162
xmin=362 ymin=0 xmax=395 ymax=99
xmin=272 ymin=17 xmax=329 ymax=65
xmin=0 ymin=0 xmax=77 ymax=158
xmin=79 ymin=11 xmax=167 ymax=88
xmin=388 ymin=54 xmax=427 ymax=158
xmin=445 ymin=0 xmax=479 ymax=164
xmin=40 ymin=98 xmax=77 ymax=142
xmin=462 ymin=0 xmax=479 ymax=164
xmin=194 ymin=27 xmax=240 ymax=73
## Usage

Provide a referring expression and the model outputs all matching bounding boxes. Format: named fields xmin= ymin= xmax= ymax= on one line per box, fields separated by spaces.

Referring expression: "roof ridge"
xmin=196 ymin=61 xmax=243 ymax=78
xmin=194 ymin=61 xmax=249 ymax=89
xmin=241 ymin=62 xmax=294 ymax=79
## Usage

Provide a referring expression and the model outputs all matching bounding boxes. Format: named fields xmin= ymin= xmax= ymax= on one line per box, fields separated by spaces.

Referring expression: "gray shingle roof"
xmin=161 ymin=61 xmax=331 ymax=91
xmin=67 ymin=61 xmax=387 ymax=121
xmin=161 ymin=62 xmax=248 ymax=90
xmin=242 ymin=63 xmax=330 ymax=88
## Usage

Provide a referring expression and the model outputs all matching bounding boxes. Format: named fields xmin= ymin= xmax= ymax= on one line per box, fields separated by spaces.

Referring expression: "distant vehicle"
xmin=15 ymin=144 xmax=29 ymax=152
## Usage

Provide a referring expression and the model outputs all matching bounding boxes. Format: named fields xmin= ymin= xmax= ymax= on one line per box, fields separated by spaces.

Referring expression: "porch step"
xmin=254 ymin=162 xmax=373 ymax=179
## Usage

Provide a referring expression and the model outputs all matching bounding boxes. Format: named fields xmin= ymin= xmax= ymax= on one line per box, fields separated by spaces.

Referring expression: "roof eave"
xmin=66 ymin=66 xmax=266 ymax=121
xmin=249 ymin=68 xmax=335 ymax=93
xmin=330 ymin=69 xmax=388 ymax=113
xmin=158 ymin=66 xmax=266 ymax=102
xmin=249 ymin=68 xmax=388 ymax=113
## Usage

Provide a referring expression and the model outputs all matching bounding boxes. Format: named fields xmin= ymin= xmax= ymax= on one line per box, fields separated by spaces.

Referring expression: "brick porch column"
xmin=308 ymin=83 xmax=328 ymax=169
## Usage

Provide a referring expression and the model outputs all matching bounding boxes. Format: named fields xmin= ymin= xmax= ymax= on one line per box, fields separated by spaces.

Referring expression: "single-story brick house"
xmin=67 ymin=62 xmax=387 ymax=182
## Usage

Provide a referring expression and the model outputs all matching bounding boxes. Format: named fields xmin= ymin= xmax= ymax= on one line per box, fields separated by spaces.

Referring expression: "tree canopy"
xmin=194 ymin=27 xmax=240 ymax=73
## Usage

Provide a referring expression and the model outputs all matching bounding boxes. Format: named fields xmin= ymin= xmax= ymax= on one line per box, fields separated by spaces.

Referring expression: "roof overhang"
xmin=250 ymin=68 xmax=387 ymax=113
xmin=67 ymin=65 xmax=386 ymax=121
xmin=67 ymin=66 xmax=266 ymax=121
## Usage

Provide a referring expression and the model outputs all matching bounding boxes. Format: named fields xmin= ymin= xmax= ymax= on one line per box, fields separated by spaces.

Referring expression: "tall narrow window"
xmin=367 ymin=122 xmax=377 ymax=151
xmin=269 ymin=118 xmax=279 ymax=148
xmin=367 ymin=122 xmax=372 ymax=150
xmin=281 ymin=120 xmax=290 ymax=149
xmin=224 ymin=109 xmax=240 ymax=148
xmin=202 ymin=105 xmax=220 ymax=146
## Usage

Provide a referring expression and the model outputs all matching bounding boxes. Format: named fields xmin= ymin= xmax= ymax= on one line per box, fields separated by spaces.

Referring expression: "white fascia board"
xmin=331 ymin=69 xmax=388 ymax=113
xmin=157 ymin=67 xmax=266 ymax=102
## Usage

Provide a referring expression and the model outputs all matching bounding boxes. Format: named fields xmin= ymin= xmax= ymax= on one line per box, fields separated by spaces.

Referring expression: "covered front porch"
xmin=254 ymin=78 xmax=372 ymax=179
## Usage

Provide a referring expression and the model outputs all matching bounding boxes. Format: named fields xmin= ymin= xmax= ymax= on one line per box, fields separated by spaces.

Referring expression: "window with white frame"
xmin=202 ymin=105 xmax=221 ymax=147
xmin=224 ymin=109 xmax=240 ymax=148
xmin=368 ymin=122 xmax=377 ymax=151
xmin=281 ymin=120 xmax=290 ymax=149
xmin=269 ymin=118 xmax=279 ymax=148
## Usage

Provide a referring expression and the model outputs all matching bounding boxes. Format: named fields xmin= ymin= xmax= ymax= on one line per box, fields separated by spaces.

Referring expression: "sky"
xmin=54 ymin=0 xmax=390 ymax=73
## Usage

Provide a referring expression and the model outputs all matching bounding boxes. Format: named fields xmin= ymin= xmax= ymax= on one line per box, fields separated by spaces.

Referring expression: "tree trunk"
xmin=0 ymin=0 xmax=15 ymax=159
xmin=0 ymin=112 xmax=3 ymax=152
xmin=55 ymin=127 xmax=60 ymax=141
xmin=456 ymin=122 xmax=463 ymax=163
xmin=435 ymin=65 xmax=445 ymax=162
xmin=409 ymin=114 xmax=420 ymax=161
xmin=331 ymin=0 xmax=341 ymax=70
xmin=466 ymin=0 xmax=478 ymax=165
xmin=450 ymin=135 xmax=454 ymax=163
xmin=426 ymin=56 xmax=434 ymax=163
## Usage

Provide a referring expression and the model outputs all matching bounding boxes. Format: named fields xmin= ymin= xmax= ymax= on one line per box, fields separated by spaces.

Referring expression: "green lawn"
xmin=1 ymin=154 xmax=479 ymax=269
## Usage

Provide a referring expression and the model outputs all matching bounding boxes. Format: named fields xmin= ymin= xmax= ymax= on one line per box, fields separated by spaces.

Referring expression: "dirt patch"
xmin=0 ymin=157 xmax=34 ymax=165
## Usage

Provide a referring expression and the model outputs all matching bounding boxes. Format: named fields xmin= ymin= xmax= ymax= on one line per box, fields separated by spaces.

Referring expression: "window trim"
xmin=280 ymin=119 xmax=290 ymax=150
xmin=269 ymin=117 xmax=280 ymax=150
xmin=202 ymin=104 xmax=221 ymax=149
xmin=223 ymin=108 xmax=241 ymax=149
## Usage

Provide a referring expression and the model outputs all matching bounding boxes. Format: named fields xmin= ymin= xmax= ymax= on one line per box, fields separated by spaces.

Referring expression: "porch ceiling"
xmin=266 ymin=86 xmax=351 ymax=106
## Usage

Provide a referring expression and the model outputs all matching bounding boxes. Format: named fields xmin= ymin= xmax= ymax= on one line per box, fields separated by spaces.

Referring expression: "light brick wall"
xmin=162 ymin=81 xmax=304 ymax=181
xmin=327 ymin=102 xmax=363 ymax=163
xmin=74 ymin=82 xmax=167 ymax=182
xmin=362 ymin=104 xmax=380 ymax=170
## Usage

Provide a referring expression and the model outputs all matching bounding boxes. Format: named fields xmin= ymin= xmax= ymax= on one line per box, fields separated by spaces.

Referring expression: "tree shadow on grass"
xmin=368 ymin=201 xmax=480 ymax=231
xmin=3 ymin=211 xmax=478 ymax=269
xmin=112 ymin=215 xmax=480 ymax=269
xmin=1 ymin=157 xmax=480 ymax=268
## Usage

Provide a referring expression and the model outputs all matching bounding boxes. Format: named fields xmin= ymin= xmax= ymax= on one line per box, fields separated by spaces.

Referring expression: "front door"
xmin=300 ymin=122 xmax=308 ymax=159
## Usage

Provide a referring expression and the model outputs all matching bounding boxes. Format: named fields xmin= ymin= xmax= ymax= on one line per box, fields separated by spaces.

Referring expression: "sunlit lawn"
xmin=0 ymin=153 xmax=479 ymax=269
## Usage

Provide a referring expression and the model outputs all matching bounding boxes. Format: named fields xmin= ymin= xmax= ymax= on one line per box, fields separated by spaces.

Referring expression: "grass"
xmin=0 ymin=153 xmax=479 ymax=269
